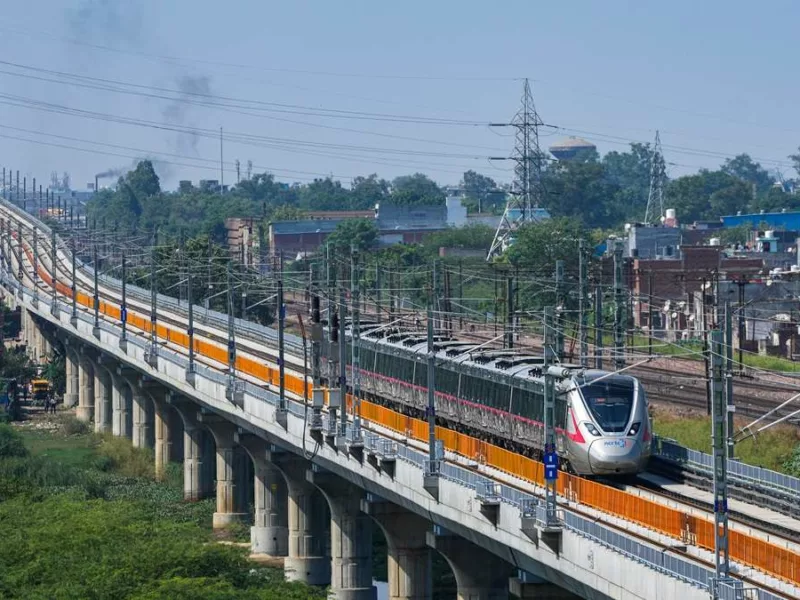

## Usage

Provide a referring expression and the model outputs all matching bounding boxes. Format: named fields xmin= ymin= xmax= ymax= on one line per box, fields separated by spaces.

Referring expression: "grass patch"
xmin=0 ymin=425 xmax=325 ymax=600
xmin=653 ymin=412 xmax=800 ymax=473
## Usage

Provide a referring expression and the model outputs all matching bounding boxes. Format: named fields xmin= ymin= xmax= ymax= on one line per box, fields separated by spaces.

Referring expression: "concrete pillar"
xmin=236 ymin=434 xmax=289 ymax=556
xmin=427 ymin=533 xmax=514 ymax=600
xmin=111 ymin=370 xmax=132 ymax=439
xmin=129 ymin=382 xmax=153 ymax=449
xmin=153 ymin=396 xmax=172 ymax=481
xmin=93 ymin=363 xmax=112 ymax=433
xmin=508 ymin=574 xmax=580 ymax=600
xmin=367 ymin=502 xmax=431 ymax=600
xmin=64 ymin=349 xmax=79 ymax=408
xmin=168 ymin=399 xmax=212 ymax=501
xmin=273 ymin=454 xmax=330 ymax=586
xmin=75 ymin=356 xmax=94 ymax=422
xmin=312 ymin=472 xmax=374 ymax=600
xmin=204 ymin=421 xmax=248 ymax=529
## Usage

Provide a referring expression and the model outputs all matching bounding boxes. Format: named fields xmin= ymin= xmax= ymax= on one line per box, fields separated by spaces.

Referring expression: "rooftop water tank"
xmin=709 ymin=238 xmax=721 ymax=246
xmin=665 ymin=208 xmax=676 ymax=220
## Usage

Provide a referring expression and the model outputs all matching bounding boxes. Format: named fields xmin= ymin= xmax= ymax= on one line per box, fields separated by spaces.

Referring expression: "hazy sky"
xmin=0 ymin=1 xmax=798 ymax=191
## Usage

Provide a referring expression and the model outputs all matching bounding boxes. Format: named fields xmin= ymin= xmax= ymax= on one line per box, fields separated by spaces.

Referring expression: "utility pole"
xmin=147 ymin=229 xmax=159 ymax=367
xmin=70 ymin=237 xmax=77 ymax=326
xmin=15 ymin=220 xmax=22 ymax=299
xmin=92 ymin=243 xmax=100 ymax=337
xmin=648 ymin=271 xmax=654 ymax=356
xmin=309 ymin=294 xmax=323 ymax=431
xmin=185 ymin=269 xmax=195 ymax=383
xmin=736 ymin=278 xmax=746 ymax=369
xmin=225 ymin=262 xmax=240 ymax=404
xmin=32 ymin=227 xmax=39 ymax=307
xmin=505 ymin=274 xmax=514 ymax=348
xmin=276 ymin=276 xmax=287 ymax=426
xmin=458 ymin=259 xmax=464 ymax=330
xmin=350 ymin=246 xmax=363 ymax=445
xmin=724 ymin=302 xmax=735 ymax=460
xmin=219 ymin=127 xmax=224 ymax=195
xmin=119 ymin=255 xmax=128 ymax=351
xmin=326 ymin=245 xmax=340 ymax=440
xmin=709 ymin=329 xmax=734 ymax=596
xmin=555 ymin=260 xmax=565 ymax=360
xmin=50 ymin=229 xmax=58 ymax=316
xmin=578 ymin=240 xmax=589 ymax=367
xmin=613 ymin=239 xmax=625 ymax=370
xmin=375 ymin=260 xmax=382 ymax=324
xmin=423 ymin=286 xmax=440 ymax=500
xmin=594 ymin=285 xmax=603 ymax=370
xmin=336 ymin=280 xmax=347 ymax=445
xmin=702 ymin=277 xmax=711 ymax=416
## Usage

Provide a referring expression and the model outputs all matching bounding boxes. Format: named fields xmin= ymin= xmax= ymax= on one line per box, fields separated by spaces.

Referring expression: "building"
xmin=624 ymin=224 xmax=682 ymax=259
xmin=225 ymin=217 xmax=264 ymax=269
xmin=722 ymin=210 xmax=800 ymax=231
xmin=375 ymin=203 xmax=448 ymax=246
xmin=268 ymin=219 xmax=341 ymax=258
xmin=630 ymin=245 xmax=763 ymax=340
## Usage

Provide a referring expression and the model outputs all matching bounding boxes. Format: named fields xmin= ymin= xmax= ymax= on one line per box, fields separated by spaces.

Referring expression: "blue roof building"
xmin=722 ymin=211 xmax=800 ymax=231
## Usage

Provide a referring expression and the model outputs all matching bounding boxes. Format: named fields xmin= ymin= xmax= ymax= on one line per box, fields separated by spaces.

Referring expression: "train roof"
xmin=351 ymin=324 xmax=637 ymax=385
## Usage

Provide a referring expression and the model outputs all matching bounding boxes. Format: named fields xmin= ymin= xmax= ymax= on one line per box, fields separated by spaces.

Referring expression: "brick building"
xmin=630 ymin=246 xmax=763 ymax=338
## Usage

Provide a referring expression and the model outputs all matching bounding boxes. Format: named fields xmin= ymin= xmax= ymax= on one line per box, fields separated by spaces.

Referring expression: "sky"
xmin=0 ymin=0 xmax=798 ymax=192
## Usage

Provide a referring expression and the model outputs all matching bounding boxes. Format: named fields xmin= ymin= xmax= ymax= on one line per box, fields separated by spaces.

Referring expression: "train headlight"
xmin=628 ymin=422 xmax=641 ymax=436
xmin=583 ymin=422 xmax=600 ymax=436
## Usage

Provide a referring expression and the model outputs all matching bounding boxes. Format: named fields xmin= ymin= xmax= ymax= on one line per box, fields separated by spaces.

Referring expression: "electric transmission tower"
xmin=487 ymin=78 xmax=546 ymax=260
xmin=644 ymin=130 xmax=666 ymax=225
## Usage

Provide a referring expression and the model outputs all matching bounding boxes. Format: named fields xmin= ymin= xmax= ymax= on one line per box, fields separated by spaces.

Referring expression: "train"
xmin=340 ymin=323 xmax=651 ymax=476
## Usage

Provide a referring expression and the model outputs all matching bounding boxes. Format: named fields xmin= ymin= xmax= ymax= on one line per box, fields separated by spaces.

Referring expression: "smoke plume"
xmin=161 ymin=75 xmax=213 ymax=155
xmin=67 ymin=0 xmax=144 ymax=46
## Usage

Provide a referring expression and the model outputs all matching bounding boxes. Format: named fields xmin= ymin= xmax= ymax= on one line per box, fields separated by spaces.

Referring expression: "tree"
xmin=461 ymin=170 xmax=501 ymax=213
xmin=325 ymin=219 xmax=378 ymax=253
xmin=350 ymin=174 xmax=390 ymax=209
xmin=722 ymin=154 xmax=773 ymax=192
xmin=790 ymin=147 xmax=800 ymax=178
xmin=541 ymin=160 xmax=623 ymax=227
xmin=268 ymin=205 xmax=307 ymax=222
xmin=601 ymin=143 xmax=653 ymax=220
xmin=504 ymin=217 xmax=586 ymax=272
xmin=299 ymin=178 xmax=352 ymax=210
xmin=424 ymin=224 xmax=495 ymax=250
xmin=666 ymin=170 xmax=742 ymax=222
xmin=390 ymin=174 xmax=444 ymax=206
xmin=123 ymin=160 xmax=161 ymax=199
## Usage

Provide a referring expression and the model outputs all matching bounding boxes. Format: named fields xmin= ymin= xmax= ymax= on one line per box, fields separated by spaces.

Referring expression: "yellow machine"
xmin=31 ymin=379 xmax=51 ymax=404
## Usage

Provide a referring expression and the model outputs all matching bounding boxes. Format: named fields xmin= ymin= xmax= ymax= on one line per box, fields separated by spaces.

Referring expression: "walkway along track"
xmin=6 ymin=215 xmax=800 ymax=589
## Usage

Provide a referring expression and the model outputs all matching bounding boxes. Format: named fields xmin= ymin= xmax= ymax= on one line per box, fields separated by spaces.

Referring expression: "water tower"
xmin=549 ymin=136 xmax=596 ymax=160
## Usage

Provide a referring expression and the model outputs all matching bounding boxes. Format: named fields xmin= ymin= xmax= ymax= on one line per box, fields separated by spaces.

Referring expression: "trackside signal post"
xmin=709 ymin=329 xmax=740 ymax=600
xmin=540 ymin=306 xmax=561 ymax=533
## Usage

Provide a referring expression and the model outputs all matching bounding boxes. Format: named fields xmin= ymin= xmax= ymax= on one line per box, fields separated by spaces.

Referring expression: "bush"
xmin=95 ymin=434 xmax=155 ymax=479
xmin=60 ymin=416 xmax=92 ymax=437
xmin=0 ymin=424 xmax=28 ymax=458
xmin=783 ymin=444 xmax=800 ymax=477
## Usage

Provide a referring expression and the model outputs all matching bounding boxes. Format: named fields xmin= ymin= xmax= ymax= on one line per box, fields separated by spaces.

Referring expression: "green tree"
xmin=268 ymin=205 xmax=307 ymax=222
xmin=424 ymin=224 xmax=495 ymax=250
xmin=601 ymin=143 xmax=653 ymax=220
xmin=326 ymin=219 xmax=378 ymax=253
xmin=791 ymin=147 xmax=800 ymax=178
xmin=390 ymin=173 xmax=444 ymax=206
xmin=722 ymin=154 xmax=774 ymax=192
xmin=504 ymin=217 xmax=586 ymax=272
xmin=300 ymin=178 xmax=352 ymax=210
xmin=350 ymin=174 xmax=390 ymax=209
xmin=542 ymin=160 xmax=623 ymax=227
xmin=461 ymin=170 xmax=501 ymax=213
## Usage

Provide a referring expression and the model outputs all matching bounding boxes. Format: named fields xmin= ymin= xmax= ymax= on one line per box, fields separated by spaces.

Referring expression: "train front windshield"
xmin=578 ymin=376 xmax=635 ymax=433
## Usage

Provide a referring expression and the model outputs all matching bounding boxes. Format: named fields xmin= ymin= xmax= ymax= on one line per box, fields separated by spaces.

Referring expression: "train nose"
xmin=588 ymin=438 xmax=643 ymax=475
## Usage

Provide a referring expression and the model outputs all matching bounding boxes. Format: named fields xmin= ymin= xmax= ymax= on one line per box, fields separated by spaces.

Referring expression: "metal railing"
xmin=654 ymin=437 xmax=800 ymax=498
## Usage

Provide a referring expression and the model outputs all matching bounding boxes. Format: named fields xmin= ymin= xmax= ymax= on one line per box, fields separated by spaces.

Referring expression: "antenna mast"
xmin=644 ymin=130 xmax=666 ymax=225
xmin=487 ymin=78 xmax=545 ymax=260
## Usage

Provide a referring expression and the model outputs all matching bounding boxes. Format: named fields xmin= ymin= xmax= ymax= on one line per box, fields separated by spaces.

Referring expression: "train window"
xmin=578 ymin=376 xmax=635 ymax=433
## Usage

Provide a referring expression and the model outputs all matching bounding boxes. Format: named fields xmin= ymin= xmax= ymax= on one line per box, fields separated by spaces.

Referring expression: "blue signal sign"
xmin=120 ymin=307 xmax=127 ymax=322
xmin=544 ymin=451 xmax=558 ymax=482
